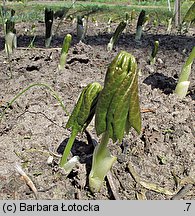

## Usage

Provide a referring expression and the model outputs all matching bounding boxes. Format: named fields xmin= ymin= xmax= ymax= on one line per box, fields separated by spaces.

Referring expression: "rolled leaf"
xmin=107 ymin=21 xmax=126 ymax=51
xmin=60 ymin=82 xmax=102 ymax=167
xmin=135 ymin=10 xmax=146 ymax=41
xmin=183 ymin=2 xmax=195 ymax=24
xmin=95 ymin=51 xmax=141 ymax=141
xmin=58 ymin=33 xmax=72 ymax=70
xmin=150 ymin=40 xmax=159 ymax=65
xmin=66 ymin=82 xmax=102 ymax=133
xmin=90 ymin=51 xmax=141 ymax=193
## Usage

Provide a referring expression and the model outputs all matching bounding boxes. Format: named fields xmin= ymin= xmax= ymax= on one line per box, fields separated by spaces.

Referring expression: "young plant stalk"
xmin=28 ymin=24 xmax=36 ymax=48
xmin=45 ymin=8 xmax=54 ymax=48
xmin=89 ymin=51 xmax=142 ymax=192
xmin=77 ymin=16 xmax=85 ymax=42
xmin=175 ymin=46 xmax=195 ymax=99
xmin=107 ymin=21 xmax=126 ymax=51
xmin=1 ymin=8 xmax=16 ymax=78
xmin=107 ymin=17 xmax=112 ymax=34
xmin=183 ymin=1 xmax=195 ymax=25
xmin=59 ymin=82 xmax=102 ymax=168
xmin=58 ymin=34 xmax=72 ymax=71
xmin=150 ymin=40 xmax=159 ymax=65
xmin=89 ymin=131 xmax=117 ymax=192
xmin=5 ymin=16 xmax=17 ymax=55
xmin=135 ymin=10 xmax=146 ymax=41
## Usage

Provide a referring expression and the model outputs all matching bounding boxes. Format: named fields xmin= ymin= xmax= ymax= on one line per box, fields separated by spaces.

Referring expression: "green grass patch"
xmin=1 ymin=0 xmax=193 ymax=24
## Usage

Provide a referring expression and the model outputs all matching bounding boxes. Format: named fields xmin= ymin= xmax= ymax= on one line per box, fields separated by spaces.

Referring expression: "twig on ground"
xmin=15 ymin=163 xmax=38 ymax=199
xmin=106 ymin=171 xmax=120 ymax=200
xmin=171 ymin=184 xmax=193 ymax=200
xmin=127 ymin=161 xmax=175 ymax=196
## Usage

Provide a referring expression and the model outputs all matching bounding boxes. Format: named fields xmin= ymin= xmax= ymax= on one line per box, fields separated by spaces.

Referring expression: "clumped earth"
xmin=0 ymin=15 xmax=194 ymax=200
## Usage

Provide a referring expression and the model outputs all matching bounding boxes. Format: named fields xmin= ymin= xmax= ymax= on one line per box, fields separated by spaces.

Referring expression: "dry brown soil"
xmin=0 ymin=14 xmax=195 ymax=200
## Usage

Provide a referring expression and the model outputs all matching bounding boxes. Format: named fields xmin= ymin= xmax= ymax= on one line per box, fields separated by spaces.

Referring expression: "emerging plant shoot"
xmin=135 ymin=10 xmax=146 ymax=41
xmin=89 ymin=51 xmax=141 ymax=192
xmin=5 ymin=9 xmax=17 ymax=55
xmin=77 ymin=16 xmax=85 ymax=42
xmin=58 ymin=33 xmax=72 ymax=71
xmin=45 ymin=8 xmax=54 ymax=48
xmin=175 ymin=46 xmax=195 ymax=99
xmin=107 ymin=21 xmax=127 ymax=51
xmin=59 ymin=82 xmax=102 ymax=167
xmin=150 ymin=40 xmax=159 ymax=65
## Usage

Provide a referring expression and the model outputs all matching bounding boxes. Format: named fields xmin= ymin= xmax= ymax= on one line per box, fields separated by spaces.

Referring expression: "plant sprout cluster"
xmin=0 ymin=0 xmax=194 ymax=194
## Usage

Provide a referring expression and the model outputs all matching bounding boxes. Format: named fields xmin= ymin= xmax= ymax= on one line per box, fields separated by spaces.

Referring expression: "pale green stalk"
xmin=135 ymin=10 xmax=146 ymax=41
xmin=89 ymin=131 xmax=117 ymax=192
xmin=167 ymin=17 xmax=172 ymax=34
xmin=59 ymin=129 xmax=78 ymax=167
xmin=58 ymin=34 xmax=72 ymax=71
xmin=175 ymin=46 xmax=195 ymax=98
xmin=28 ymin=24 xmax=36 ymax=48
xmin=107 ymin=21 xmax=126 ymax=51
xmin=0 ymin=6 xmax=15 ymax=78
xmin=150 ymin=40 xmax=159 ymax=65
xmin=77 ymin=16 xmax=85 ymax=41
xmin=107 ymin=17 xmax=112 ymax=34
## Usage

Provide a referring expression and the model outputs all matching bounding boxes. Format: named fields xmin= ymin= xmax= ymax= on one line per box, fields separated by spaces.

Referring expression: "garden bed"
xmin=0 ymin=13 xmax=195 ymax=200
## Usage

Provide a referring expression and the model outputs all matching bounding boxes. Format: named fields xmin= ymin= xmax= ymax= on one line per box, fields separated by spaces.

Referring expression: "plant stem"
xmin=95 ymin=131 xmax=109 ymax=157
xmin=59 ymin=129 xmax=78 ymax=167
xmin=0 ymin=5 xmax=13 ymax=78
xmin=0 ymin=83 xmax=69 ymax=121
xmin=177 ymin=46 xmax=195 ymax=83
xmin=89 ymin=131 xmax=117 ymax=192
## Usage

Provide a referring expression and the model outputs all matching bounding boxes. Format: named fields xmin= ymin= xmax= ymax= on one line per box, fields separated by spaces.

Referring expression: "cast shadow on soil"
xmin=56 ymin=137 xmax=94 ymax=165
xmin=143 ymin=73 xmax=195 ymax=99
xmin=85 ymin=32 xmax=195 ymax=55
xmin=143 ymin=72 xmax=176 ymax=94
xmin=0 ymin=32 xmax=194 ymax=54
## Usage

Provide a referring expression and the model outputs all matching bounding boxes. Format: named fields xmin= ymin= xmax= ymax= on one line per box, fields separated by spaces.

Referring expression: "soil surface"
xmin=0 ymin=12 xmax=195 ymax=200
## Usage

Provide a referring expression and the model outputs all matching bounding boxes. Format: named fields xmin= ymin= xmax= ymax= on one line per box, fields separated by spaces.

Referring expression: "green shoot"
xmin=28 ymin=24 xmax=36 ymax=48
xmin=107 ymin=17 xmax=112 ymax=34
xmin=59 ymin=82 xmax=102 ymax=167
xmin=181 ymin=1 xmax=195 ymax=33
xmin=175 ymin=46 xmax=195 ymax=99
xmin=89 ymin=51 xmax=141 ymax=192
xmin=124 ymin=12 xmax=130 ymax=33
xmin=107 ymin=21 xmax=126 ymax=51
xmin=135 ymin=10 xmax=146 ymax=41
xmin=45 ymin=8 xmax=54 ymax=48
xmin=183 ymin=1 xmax=195 ymax=24
xmin=5 ymin=31 xmax=17 ymax=56
xmin=77 ymin=16 xmax=85 ymax=42
xmin=89 ymin=131 xmax=117 ymax=192
xmin=0 ymin=7 xmax=16 ymax=78
xmin=0 ymin=83 xmax=69 ymax=122
xmin=58 ymin=34 xmax=72 ymax=71
xmin=92 ymin=17 xmax=98 ymax=27
xmin=5 ymin=9 xmax=16 ymax=55
xmin=130 ymin=9 xmax=136 ymax=22
xmin=142 ymin=14 xmax=149 ymax=31
xmin=150 ymin=40 xmax=159 ymax=65
xmin=166 ymin=17 xmax=172 ymax=34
